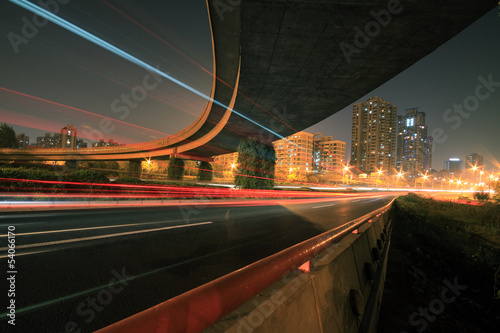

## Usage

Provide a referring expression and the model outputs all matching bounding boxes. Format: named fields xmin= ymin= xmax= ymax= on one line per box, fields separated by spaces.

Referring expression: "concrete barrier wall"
xmin=206 ymin=211 xmax=392 ymax=333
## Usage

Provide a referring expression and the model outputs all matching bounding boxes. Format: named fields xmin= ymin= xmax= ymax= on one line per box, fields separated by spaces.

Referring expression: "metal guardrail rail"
xmin=95 ymin=199 xmax=395 ymax=333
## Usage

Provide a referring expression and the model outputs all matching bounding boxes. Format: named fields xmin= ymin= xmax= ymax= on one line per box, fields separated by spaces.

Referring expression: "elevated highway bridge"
xmin=1 ymin=0 xmax=497 ymax=163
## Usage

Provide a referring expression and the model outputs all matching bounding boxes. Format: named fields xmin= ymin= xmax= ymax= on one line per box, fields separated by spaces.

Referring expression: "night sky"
xmin=307 ymin=8 xmax=500 ymax=171
xmin=1 ymin=1 xmax=499 ymax=171
xmin=0 ymin=0 xmax=213 ymax=144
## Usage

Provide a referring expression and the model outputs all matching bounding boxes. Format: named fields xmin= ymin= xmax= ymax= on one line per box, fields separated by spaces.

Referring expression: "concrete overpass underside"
xmin=1 ymin=0 xmax=496 ymax=162
xmin=194 ymin=0 xmax=497 ymax=156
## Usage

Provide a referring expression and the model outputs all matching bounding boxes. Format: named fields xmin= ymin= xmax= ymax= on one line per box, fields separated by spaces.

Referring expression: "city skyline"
xmin=1 ymin=2 xmax=499 ymax=171
xmin=307 ymin=8 xmax=500 ymax=171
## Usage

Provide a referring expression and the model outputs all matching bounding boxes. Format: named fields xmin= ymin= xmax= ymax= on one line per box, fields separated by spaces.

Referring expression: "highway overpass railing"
xmin=95 ymin=199 xmax=395 ymax=333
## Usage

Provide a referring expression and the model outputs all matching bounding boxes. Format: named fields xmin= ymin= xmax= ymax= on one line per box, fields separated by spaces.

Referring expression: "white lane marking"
xmin=0 ymin=248 xmax=55 ymax=259
xmin=312 ymin=203 xmax=336 ymax=209
xmin=0 ymin=221 xmax=213 ymax=252
xmin=0 ymin=219 xmax=190 ymax=238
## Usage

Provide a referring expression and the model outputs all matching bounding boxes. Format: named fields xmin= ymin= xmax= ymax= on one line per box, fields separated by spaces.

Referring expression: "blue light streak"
xmin=10 ymin=0 xmax=284 ymax=139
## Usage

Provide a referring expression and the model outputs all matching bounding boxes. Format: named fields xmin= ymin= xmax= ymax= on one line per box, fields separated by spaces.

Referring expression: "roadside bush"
xmin=68 ymin=170 xmax=109 ymax=183
xmin=167 ymin=157 xmax=185 ymax=180
xmin=0 ymin=167 xmax=63 ymax=192
xmin=113 ymin=177 xmax=143 ymax=184
xmin=65 ymin=160 xmax=80 ymax=170
xmin=0 ymin=167 xmax=61 ymax=181
xmin=234 ymin=138 xmax=276 ymax=189
xmin=197 ymin=161 xmax=213 ymax=181
xmin=474 ymin=191 xmax=490 ymax=201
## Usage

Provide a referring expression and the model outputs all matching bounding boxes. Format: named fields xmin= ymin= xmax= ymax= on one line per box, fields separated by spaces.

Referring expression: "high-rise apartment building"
xmin=466 ymin=153 xmax=483 ymax=169
xmin=92 ymin=139 xmax=120 ymax=147
xmin=351 ymin=96 xmax=397 ymax=174
xmin=61 ymin=125 xmax=77 ymax=149
xmin=76 ymin=139 xmax=88 ymax=149
xmin=274 ymin=131 xmax=314 ymax=174
xmin=445 ymin=158 xmax=462 ymax=173
xmin=36 ymin=133 xmax=62 ymax=148
xmin=16 ymin=133 xmax=29 ymax=149
xmin=313 ymin=134 xmax=345 ymax=172
xmin=34 ymin=126 xmax=88 ymax=149
xmin=465 ymin=153 xmax=484 ymax=182
xmin=396 ymin=108 xmax=432 ymax=179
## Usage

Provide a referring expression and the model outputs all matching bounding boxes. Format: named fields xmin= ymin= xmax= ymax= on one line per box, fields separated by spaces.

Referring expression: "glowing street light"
xmin=396 ymin=171 xmax=403 ymax=188
xmin=422 ymin=174 xmax=428 ymax=189
xmin=490 ymin=174 xmax=497 ymax=192
xmin=377 ymin=169 xmax=383 ymax=188
xmin=470 ymin=165 xmax=478 ymax=183
xmin=343 ymin=165 xmax=350 ymax=184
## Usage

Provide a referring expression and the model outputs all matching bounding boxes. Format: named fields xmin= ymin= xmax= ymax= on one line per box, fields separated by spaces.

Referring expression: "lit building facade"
xmin=273 ymin=131 xmax=314 ymax=174
xmin=76 ymin=139 xmax=87 ymax=149
xmin=61 ymin=125 xmax=77 ymax=149
xmin=444 ymin=158 xmax=462 ymax=173
xmin=466 ymin=153 xmax=483 ymax=169
xmin=351 ymin=96 xmax=397 ymax=174
xmin=213 ymin=152 xmax=238 ymax=168
xmin=396 ymin=108 xmax=432 ymax=179
xmin=213 ymin=131 xmax=345 ymax=176
xmin=36 ymin=133 xmax=62 ymax=148
xmin=465 ymin=153 xmax=483 ymax=182
xmin=312 ymin=133 xmax=346 ymax=172
xmin=16 ymin=133 xmax=29 ymax=149
xmin=92 ymin=139 xmax=120 ymax=147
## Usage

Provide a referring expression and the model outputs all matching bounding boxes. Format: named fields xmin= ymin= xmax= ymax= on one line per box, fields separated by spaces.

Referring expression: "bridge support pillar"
xmin=128 ymin=160 xmax=142 ymax=178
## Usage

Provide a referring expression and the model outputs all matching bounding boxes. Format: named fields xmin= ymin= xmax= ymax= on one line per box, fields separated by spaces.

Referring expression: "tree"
xmin=167 ymin=157 xmax=185 ymax=180
xmin=0 ymin=123 xmax=18 ymax=148
xmin=64 ymin=160 xmax=79 ymax=170
xmin=197 ymin=161 xmax=213 ymax=181
xmin=234 ymin=138 xmax=276 ymax=189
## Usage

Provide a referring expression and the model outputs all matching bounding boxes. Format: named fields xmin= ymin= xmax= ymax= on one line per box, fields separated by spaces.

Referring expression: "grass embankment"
xmin=378 ymin=194 xmax=500 ymax=333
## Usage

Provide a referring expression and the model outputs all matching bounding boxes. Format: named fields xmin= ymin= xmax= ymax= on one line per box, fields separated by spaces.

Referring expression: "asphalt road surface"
xmin=0 ymin=193 xmax=399 ymax=332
